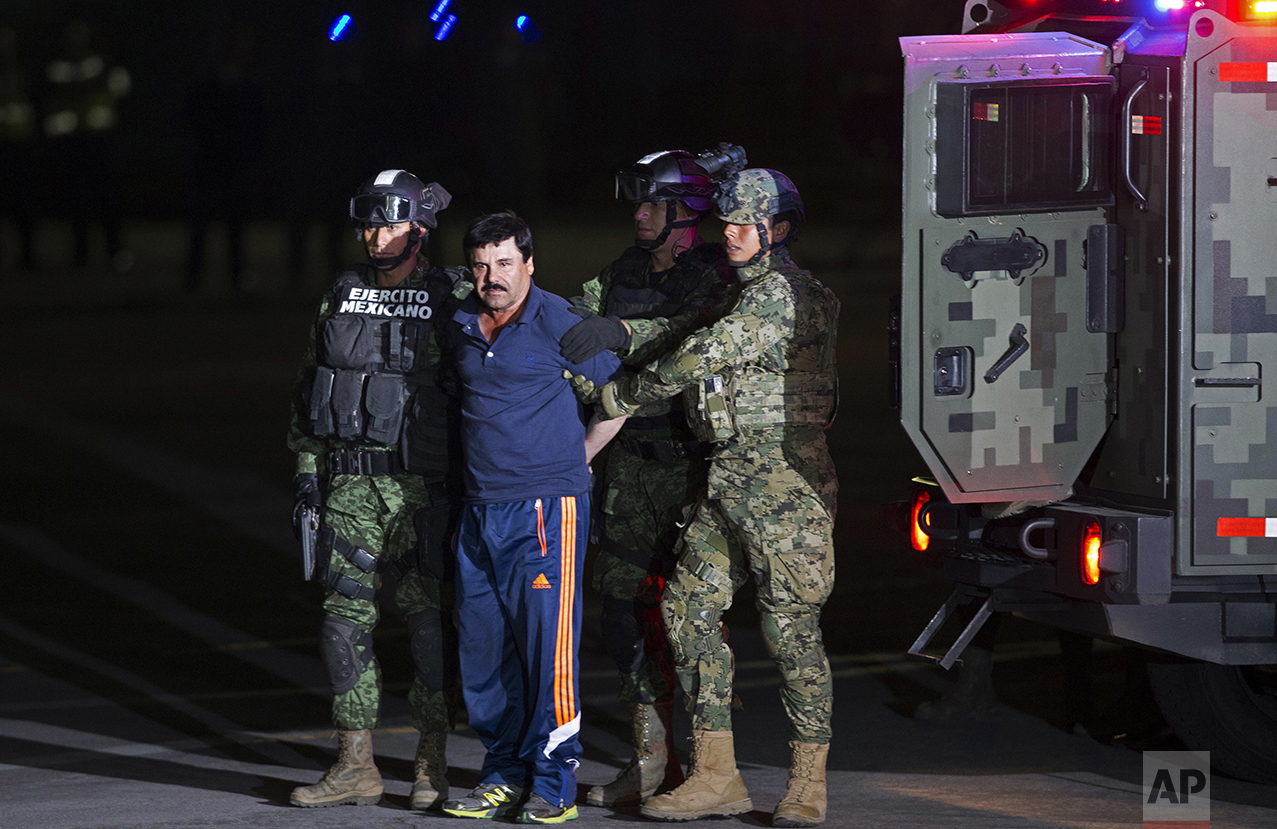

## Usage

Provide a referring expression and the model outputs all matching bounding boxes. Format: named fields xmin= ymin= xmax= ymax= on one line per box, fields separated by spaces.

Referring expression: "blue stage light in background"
xmin=515 ymin=14 xmax=540 ymax=44
xmin=430 ymin=0 xmax=451 ymax=23
xmin=328 ymin=14 xmax=355 ymax=42
xmin=434 ymin=13 xmax=457 ymax=41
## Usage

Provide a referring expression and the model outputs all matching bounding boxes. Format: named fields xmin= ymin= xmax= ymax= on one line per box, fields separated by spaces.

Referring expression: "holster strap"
xmin=320 ymin=567 xmax=377 ymax=602
xmin=320 ymin=527 xmax=379 ymax=573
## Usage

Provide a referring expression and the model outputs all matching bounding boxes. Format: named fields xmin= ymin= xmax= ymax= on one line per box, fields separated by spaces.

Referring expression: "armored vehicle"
xmin=894 ymin=0 xmax=1277 ymax=782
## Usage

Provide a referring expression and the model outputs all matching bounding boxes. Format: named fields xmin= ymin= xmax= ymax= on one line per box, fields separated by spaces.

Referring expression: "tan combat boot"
xmin=410 ymin=731 xmax=449 ymax=811
xmin=639 ymin=729 xmax=751 ymax=821
xmin=587 ymin=702 xmax=684 ymax=806
xmin=772 ymin=741 xmax=828 ymax=827
xmin=290 ymin=729 xmax=383 ymax=808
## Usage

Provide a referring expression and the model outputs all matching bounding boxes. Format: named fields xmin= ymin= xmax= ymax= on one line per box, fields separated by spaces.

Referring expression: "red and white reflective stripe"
xmin=1131 ymin=115 xmax=1162 ymax=135
xmin=1217 ymin=517 xmax=1277 ymax=538
xmin=1218 ymin=62 xmax=1277 ymax=82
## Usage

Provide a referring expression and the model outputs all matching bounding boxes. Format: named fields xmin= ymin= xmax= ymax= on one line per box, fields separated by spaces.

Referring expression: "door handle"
xmin=1120 ymin=77 xmax=1148 ymax=206
xmin=984 ymin=323 xmax=1029 ymax=384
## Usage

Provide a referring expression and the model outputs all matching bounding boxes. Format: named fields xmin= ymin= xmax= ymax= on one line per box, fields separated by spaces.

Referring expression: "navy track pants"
xmin=455 ymin=494 xmax=587 ymax=808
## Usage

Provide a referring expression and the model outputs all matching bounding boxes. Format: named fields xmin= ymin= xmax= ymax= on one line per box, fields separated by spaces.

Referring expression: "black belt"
xmin=328 ymin=449 xmax=405 ymax=476
xmin=601 ymin=536 xmax=677 ymax=575
xmin=619 ymin=434 xmax=706 ymax=463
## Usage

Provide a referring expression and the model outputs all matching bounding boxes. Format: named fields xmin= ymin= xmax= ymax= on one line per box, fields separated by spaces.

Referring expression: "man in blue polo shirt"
xmin=442 ymin=211 xmax=623 ymax=824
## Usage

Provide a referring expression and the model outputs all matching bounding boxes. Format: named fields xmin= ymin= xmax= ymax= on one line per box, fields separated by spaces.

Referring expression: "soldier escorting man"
xmin=284 ymin=162 xmax=838 ymax=825
xmin=599 ymin=168 xmax=840 ymax=827
xmin=558 ymin=148 xmax=739 ymax=807
xmin=287 ymin=169 xmax=464 ymax=810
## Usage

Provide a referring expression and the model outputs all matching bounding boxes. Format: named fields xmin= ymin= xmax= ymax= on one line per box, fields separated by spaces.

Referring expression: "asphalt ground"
xmin=1 ymin=219 xmax=1275 ymax=828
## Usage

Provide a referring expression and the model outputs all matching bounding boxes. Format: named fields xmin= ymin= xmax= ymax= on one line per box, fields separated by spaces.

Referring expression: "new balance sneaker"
xmin=519 ymin=793 xmax=579 ymax=824
xmin=443 ymin=782 xmax=523 ymax=819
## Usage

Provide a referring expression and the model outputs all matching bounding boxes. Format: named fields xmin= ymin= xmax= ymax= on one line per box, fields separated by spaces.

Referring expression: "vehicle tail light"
xmin=1081 ymin=520 xmax=1102 ymax=585
xmin=911 ymin=489 xmax=932 ymax=552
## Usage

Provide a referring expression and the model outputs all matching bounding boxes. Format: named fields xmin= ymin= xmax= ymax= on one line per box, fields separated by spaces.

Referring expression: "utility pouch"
xmin=384 ymin=320 xmax=421 ymax=373
xmin=320 ymin=315 xmax=367 ymax=369
xmin=415 ymin=503 xmax=457 ymax=581
xmin=363 ymin=373 xmax=408 ymax=445
xmin=309 ymin=366 xmax=336 ymax=437
xmin=332 ymin=369 xmax=368 ymax=441
xmin=684 ymin=374 xmax=736 ymax=443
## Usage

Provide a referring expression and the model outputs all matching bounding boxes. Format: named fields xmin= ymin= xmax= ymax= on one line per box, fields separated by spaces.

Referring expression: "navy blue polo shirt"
xmin=451 ymin=281 xmax=623 ymax=504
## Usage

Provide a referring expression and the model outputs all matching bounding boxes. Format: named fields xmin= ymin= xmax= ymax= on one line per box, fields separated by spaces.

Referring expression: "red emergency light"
xmin=911 ymin=489 xmax=932 ymax=552
xmin=1081 ymin=521 xmax=1103 ymax=585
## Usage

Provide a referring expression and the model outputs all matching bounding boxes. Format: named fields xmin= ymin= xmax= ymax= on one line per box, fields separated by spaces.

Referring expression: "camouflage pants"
xmin=662 ymin=459 xmax=835 ymax=744
xmin=592 ymin=441 xmax=706 ymax=704
xmin=320 ymin=472 xmax=458 ymax=733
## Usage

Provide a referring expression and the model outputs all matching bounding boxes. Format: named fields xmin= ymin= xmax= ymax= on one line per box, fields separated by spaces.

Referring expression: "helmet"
xmin=714 ymin=168 xmax=804 ymax=228
xmin=715 ymin=168 xmax=805 ymax=266
xmin=350 ymin=169 xmax=452 ymax=229
xmin=616 ymin=150 xmax=714 ymax=251
xmin=615 ymin=150 xmax=714 ymax=214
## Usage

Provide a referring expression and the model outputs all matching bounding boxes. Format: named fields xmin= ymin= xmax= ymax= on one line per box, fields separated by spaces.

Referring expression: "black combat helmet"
xmin=615 ymin=150 xmax=715 ymax=213
xmin=616 ymin=150 xmax=716 ymax=251
xmin=350 ymin=169 xmax=451 ymax=229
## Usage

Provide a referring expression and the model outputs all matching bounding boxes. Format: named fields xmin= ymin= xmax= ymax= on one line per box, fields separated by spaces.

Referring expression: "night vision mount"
xmin=695 ymin=142 xmax=748 ymax=182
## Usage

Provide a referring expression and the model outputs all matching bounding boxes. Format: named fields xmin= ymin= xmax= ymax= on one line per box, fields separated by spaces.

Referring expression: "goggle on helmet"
xmin=350 ymin=169 xmax=452 ymax=229
xmin=615 ymin=150 xmax=715 ymax=214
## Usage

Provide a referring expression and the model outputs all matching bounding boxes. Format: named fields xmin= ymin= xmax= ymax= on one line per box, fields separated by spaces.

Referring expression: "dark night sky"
xmin=0 ymin=0 xmax=962 ymax=227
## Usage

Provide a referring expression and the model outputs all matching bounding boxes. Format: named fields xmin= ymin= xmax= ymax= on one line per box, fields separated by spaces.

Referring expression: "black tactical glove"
xmin=559 ymin=306 xmax=631 ymax=363
xmin=292 ymin=473 xmax=322 ymax=539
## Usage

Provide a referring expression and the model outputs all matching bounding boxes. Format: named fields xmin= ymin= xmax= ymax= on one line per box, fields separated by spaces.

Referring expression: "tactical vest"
xmin=685 ymin=270 xmax=839 ymax=444
xmin=604 ymin=245 xmax=716 ymax=321
xmin=306 ymin=266 xmax=461 ymax=479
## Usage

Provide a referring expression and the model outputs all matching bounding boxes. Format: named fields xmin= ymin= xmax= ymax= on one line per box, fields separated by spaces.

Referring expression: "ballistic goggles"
xmin=350 ymin=193 xmax=418 ymax=226
xmin=615 ymin=172 xmax=661 ymax=204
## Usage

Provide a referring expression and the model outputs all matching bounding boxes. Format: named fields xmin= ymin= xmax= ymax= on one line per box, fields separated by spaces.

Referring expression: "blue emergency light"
xmin=434 ymin=13 xmax=457 ymax=40
xmin=515 ymin=14 xmax=541 ymax=44
xmin=328 ymin=13 xmax=354 ymax=42
xmin=1154 ymin=0 xmax=1186 ymax=10
xmin=430 ymin=0 xmax=451 ymax=23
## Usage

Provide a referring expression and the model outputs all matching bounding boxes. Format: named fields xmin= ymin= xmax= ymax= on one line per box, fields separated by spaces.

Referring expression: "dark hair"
xmin=771 ymin=209 xmax=801 ymax=244
xmin=463 ymin=211 xmax=534 ymax=262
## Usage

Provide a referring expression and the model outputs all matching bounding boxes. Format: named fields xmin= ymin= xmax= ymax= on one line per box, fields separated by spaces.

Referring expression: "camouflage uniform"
xmin=288 ymin=262 xmax=466 ymax=734
xmin=610 ymin=249 xmax=839 ymax=744
xmin=579 ymin=243 xmax=736 ymax=705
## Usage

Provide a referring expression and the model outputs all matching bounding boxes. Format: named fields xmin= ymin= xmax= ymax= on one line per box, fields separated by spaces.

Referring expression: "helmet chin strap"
xmin=369 ymin=225 xmax=424 ymax=271
xmin=635 ymin=201 xmax=698 ymax=252
xmin=738 ymin=220 xmax=788 ymax=268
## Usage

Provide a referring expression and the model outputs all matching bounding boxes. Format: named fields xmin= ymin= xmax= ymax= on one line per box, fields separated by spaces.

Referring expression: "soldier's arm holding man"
xmin=601 ymin=277 xmax=794 ymax=418
xmin=622 ymin=260 xmax=737 ymax=366
xmin=566 ymin=256 xmax=734 ymax=366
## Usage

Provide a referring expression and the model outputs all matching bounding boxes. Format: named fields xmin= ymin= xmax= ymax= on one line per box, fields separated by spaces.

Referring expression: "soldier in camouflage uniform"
xmin=286 ymin=170 xmax=465 ymax=810
xmin=599 ymin=169 xmax=839 ymax=826
xmin=558 ymin=150 xmax=737 ymax=807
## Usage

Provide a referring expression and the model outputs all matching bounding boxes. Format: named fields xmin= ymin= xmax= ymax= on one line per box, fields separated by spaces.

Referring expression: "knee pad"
xmin=319 ymin=615 xmax=373 ymax=696
xmin=761 ymin=610 xmax=826 ymax=673
xmin=662 ymin=590 xmax=723 ymax=662
xmin=406 ymin=609 xmax=458 ymax=692
xmin=601 ymin=594 xmax=644 ymax=674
